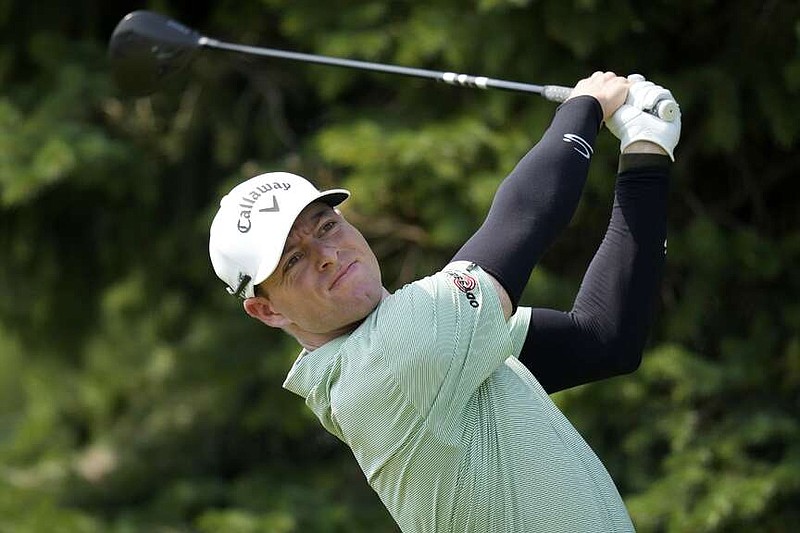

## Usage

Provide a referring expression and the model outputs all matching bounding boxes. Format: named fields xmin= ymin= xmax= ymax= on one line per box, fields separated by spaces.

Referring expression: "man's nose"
xmin=313 ymin=242 xmax=338 ymax=271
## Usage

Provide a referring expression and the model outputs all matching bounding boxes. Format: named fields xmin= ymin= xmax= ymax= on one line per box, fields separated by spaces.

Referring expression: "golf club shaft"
xmin=110 ymin=10 xmax=678 ymax=120
xmin=199 ymin=37 xmax=573 ymax=102
xmin=199 ymin=37 xmax=678 ymax=120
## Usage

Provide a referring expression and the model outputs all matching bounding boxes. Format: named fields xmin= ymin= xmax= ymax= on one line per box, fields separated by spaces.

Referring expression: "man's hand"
xmin=568 ymin=71 xmax=631 ymax=122
xmin=607 ymin=74 xmax=682 ymax=160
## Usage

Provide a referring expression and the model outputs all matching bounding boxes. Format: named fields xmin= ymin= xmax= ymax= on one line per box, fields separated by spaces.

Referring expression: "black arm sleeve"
xmin=451 ymin=96 xmax=603 ymax=304
xmin=519 ymin=154 xmax=670 ymax=393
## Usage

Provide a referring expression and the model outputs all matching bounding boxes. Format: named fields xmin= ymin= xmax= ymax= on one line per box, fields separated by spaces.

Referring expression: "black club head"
xmin=108 ymin=11 xmax=202 ymax=96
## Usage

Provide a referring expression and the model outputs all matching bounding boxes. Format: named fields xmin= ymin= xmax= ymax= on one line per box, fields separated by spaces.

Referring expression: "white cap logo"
xmin=236 ymin=182 xmax=290 ymax=233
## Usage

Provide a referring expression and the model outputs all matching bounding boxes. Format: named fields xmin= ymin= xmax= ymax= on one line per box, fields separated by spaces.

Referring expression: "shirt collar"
xmin=282 ymin=335 xmax=347 ymax=398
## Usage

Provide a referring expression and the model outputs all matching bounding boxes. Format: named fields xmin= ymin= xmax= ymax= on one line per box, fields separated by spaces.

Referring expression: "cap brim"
xmin=317 ymin=189 xmax=350 ymax=208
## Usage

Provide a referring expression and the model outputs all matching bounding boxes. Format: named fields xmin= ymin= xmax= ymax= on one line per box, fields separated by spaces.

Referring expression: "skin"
xmin=244 ymin=72 xmax=666 ymax=350
xmin=243 ymin=202 xmax=388 ymax=350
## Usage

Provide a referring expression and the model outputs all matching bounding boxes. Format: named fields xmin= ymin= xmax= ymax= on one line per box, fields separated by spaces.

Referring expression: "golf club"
xmin=108 ymin=11 xmax=678 ymax=121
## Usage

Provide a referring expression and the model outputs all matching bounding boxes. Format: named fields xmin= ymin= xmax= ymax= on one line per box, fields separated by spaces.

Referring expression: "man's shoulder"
xmin=374 ymin=264 xmax=473 ymax=320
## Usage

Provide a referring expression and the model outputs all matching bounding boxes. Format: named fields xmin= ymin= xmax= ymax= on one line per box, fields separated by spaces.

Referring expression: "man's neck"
xmin=291 ymin=287 xmax=391 ymax=351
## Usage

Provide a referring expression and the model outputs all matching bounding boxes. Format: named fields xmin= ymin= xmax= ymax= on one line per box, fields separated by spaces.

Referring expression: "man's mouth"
xmin=330 ymin=261 xmax=356 ymax=289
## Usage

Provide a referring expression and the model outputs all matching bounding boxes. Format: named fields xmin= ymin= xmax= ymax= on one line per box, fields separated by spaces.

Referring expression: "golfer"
xmin=209 ymin=71 xmax=680 ymax=532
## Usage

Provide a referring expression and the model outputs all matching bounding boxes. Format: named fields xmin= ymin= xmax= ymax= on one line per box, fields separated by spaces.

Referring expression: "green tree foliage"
xmin=1 ymin=0 xmax=798 ymax=531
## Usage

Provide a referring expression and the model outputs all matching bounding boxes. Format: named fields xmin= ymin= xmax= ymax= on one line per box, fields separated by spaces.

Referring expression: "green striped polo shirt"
xmin=283 ymin=261 xmax=635 ymax=532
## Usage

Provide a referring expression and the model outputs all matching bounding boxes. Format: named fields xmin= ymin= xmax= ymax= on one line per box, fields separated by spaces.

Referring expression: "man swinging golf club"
xmin=209 ymin=71 xmax=680 ymax=532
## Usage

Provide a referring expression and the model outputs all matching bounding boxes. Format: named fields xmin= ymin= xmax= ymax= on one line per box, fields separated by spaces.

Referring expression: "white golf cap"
xmin=209 ymin=172 xmax=350 ymax=298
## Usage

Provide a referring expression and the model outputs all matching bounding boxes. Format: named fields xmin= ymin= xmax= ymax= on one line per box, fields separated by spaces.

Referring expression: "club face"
xmin=108 ymin=11 xmax=202 ymax=96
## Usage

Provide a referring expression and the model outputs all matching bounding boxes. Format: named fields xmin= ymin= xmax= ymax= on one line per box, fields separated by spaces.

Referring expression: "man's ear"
xmin=243 ymin=297 xmax=292 ymax=329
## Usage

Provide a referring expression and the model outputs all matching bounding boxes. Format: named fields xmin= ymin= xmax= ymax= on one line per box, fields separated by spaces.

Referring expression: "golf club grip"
xmin=543 ymin=85 xmax=677 ymax=122
xmin=542 ymin=85 xmax=573 ymax=103
xmin=654 ymin=99 xmax=679 ymax=122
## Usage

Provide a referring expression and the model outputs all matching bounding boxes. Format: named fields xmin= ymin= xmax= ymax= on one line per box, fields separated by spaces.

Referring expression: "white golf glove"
xmin=607 ymin=74 xmax=681 ymax=161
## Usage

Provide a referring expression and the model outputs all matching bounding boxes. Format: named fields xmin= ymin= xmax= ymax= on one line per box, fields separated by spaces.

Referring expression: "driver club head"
xmin=108 ymin=10 xmax=202 ymax=96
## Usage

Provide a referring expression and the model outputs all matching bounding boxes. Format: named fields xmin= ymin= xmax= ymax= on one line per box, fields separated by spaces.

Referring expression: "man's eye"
xmin=285 ymin=252 xmax=302 ymax=271
xmin=321 ymin=220 xmax=336 ymax=233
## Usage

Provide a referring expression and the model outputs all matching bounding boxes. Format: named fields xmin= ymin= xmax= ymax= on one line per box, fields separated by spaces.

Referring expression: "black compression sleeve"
xmin=519 ymin=154 xmax=670 ymax=393
xmin=451 ymin=96 xmax=603 ymax=305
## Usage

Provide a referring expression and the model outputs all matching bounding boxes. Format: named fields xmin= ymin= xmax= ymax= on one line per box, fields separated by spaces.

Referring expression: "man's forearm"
xmin=520 ymin=154 xmax=670 ymax=393
xmin=624 ymin=140 xmax=668 ymax=155
xmin=451 ymin=96 xmax=603 ymax=306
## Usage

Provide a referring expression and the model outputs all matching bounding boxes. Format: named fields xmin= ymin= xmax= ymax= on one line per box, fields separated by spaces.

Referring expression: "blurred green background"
xmin=1 ymin=1 xmax=799 ymax=531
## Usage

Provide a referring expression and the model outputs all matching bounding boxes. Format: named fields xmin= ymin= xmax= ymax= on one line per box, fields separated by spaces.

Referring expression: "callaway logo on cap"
xmin=208 ymin=172 xmax=349 ymax=299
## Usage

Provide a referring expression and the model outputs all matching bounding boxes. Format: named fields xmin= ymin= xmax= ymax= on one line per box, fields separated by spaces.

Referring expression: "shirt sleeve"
xmin=376 ymin=261 xmax=531 ymax=426
xmin=518 ymin=153 xmax=670 ymax=393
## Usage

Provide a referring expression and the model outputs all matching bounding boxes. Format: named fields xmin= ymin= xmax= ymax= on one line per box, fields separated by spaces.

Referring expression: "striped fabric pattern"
xmin=283 ymin=261 xmax=635 ymax=532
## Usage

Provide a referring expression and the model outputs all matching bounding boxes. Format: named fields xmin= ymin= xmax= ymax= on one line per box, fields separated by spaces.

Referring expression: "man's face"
xmin=256 ymin=202 xmax=384 ymax=336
